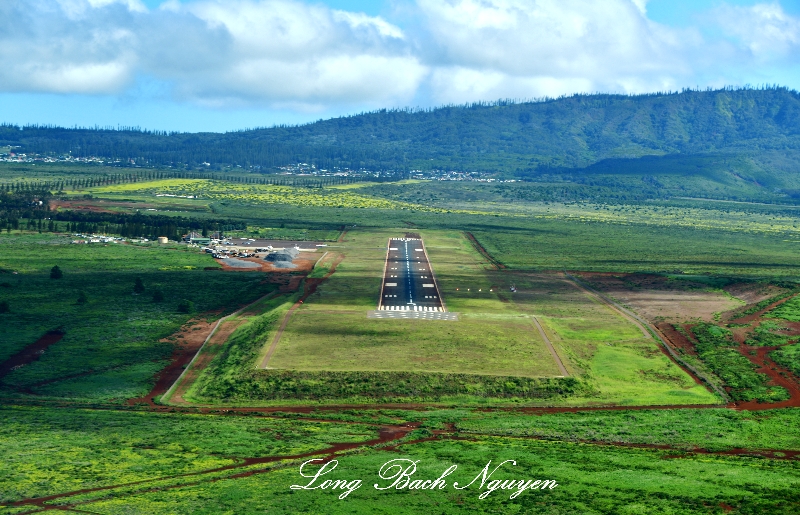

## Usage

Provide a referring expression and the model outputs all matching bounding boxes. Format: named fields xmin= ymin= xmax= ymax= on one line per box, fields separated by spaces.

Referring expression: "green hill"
xmin=3 ymin=87 xmax=800 ymax=202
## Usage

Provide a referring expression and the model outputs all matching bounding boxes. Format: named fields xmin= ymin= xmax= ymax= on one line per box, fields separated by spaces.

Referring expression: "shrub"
xmin=152 ymin=289 xmax=164 ymax=303
xmin=0 ymin=300 xmax=9 ymax=313
xmin=50 ymin=265 xmax=63 ymax=279
xmin=133 ymin=277 xmax=145 ymax=294
xmin=177 ymin=299 xmax=194 ymax=313
xmin=76 ymin=291 xmax=87 ymax=305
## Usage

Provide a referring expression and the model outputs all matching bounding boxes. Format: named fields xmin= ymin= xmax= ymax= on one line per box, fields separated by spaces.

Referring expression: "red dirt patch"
xmin=127 ymin=318 xmax=217 ymax=406
xmin=0 ymin=331 xmax=64 ymax=379
xmin=734 ymin=344 xmax=800 ymax=409
xmin=168 ymin=319 xmax=247 ymax=405
xmin=655 ymin=322 xmax=698 ymax=356
xmin=51 ymin=199 xmax=159 ymax=214
xmin=578 ymin=272 xmax=740 ymax=323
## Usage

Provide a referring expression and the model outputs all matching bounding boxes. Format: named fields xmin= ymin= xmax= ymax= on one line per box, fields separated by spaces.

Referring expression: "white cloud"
xmin=713 ymin=2 xmax=800 ymax=60
xmin=416 ymin=0 xmax=699 ymax=101
xmin=0 ymin=0 xmax=424 ymax=108
xmin=333 ymin=10 xmax=405 ymax=40
xmin=0 ymin=0 xmax=797 ymax=112
xmin=159 ymin=0 xmax=424 ymax=106
xmin=631 ymin=0 xmax=648 ymax=15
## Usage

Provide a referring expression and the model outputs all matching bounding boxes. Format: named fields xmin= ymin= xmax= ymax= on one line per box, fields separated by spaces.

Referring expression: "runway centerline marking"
xmin=377 ymin=237 xmax=447 ymax=314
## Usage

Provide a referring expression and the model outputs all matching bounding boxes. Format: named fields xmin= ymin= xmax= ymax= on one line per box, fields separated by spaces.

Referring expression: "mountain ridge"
xmin=2 ymin=87 xmax=799 ymax=178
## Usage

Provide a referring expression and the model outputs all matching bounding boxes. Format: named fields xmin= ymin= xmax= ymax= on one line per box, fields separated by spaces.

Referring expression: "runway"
xmin=378 ymin=238 xmax=446 ymax=313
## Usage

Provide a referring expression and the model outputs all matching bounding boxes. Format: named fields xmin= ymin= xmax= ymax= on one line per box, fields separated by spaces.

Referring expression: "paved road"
xmin=379 ymin=238 xmax=444 ymax=312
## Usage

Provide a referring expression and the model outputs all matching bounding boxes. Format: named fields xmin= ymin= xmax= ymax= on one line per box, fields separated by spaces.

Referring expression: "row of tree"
xmin=0 ymin=171 xmax=391 ymax=194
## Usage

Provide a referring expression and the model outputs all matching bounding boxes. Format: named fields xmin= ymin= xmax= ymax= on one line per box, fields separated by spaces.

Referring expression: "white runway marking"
xmin=368 ymin=310 xmax=458 ymax=321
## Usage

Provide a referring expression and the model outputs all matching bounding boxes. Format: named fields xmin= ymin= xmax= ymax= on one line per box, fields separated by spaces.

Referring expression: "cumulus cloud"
xmin=0 ymin=0 xmax=424 ymax=108
xmin=416 ymin=0 xmax=698 ymax=102
xmin=0 ymin=0 xmax=797 ymax=110
xmin=142 ymin=0 xmax=425 ymax=107
xmin=0 ymin=1 xmax=139 ymax=94
xmin=712 ymin=2 xmax=800 ymax=61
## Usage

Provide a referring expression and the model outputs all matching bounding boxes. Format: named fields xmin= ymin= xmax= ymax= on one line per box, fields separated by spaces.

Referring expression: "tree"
xmin=0 ymin=300 xmax=9 ymax=313
xmin=134 ymin=277 xmax=145 ymax=294
xmin=76 ymin=291 xmax=87 ymax=305
xmin=177 ymin=299 xmax=194 ymax=313
xmin=50 ymin=265 xmax=63 ymax=279
xmin=152 ymin=289 xmax=164 ymax=303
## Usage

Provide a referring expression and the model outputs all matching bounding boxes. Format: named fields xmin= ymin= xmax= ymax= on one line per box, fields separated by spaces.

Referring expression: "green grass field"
xmin=199 ymin=228 xmax=719 ymax=406
xmin=6 ymin=173 xmax=800 ymax=513
xmin=5 ymin=405 xmax=800 ymax=514
xmin=0 ymin=406 xmax=378 ymax=505
xmin=0 ymin=233 xmax=273 ymax=402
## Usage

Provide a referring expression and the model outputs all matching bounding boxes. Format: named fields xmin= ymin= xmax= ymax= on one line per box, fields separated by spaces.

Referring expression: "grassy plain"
xmin=77 ymin=437 xmax=799 ymax=515
xmin=185 ymin=228 xmax=718 ymax=406
xmin=5 ymin=171 xmax=800 ymax=512
xmin=47 ymin=177 xmax=800 ymax=280
xmin=268 ymin=229 xmax=560 ymax=377
xmin=5 ymin=405 xmax=800 ymax=514
xmin=0 ymin=406 xmax=378 ymax=505
xmin=0 ymin=233 xmax=272 ymax=402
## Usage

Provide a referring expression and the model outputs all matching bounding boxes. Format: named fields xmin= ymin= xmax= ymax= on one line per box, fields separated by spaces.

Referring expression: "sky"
xmin=1 ymin=0 xmax=799 ymax=132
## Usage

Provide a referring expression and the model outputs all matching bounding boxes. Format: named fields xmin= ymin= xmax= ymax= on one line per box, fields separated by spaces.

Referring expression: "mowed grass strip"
xmin=265 ymin=228 xmax=720 ymax=406
xmin=269 ymin=311 xmax=561 ymax=377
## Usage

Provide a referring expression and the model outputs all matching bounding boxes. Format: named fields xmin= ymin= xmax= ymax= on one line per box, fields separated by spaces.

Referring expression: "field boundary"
xmin=160 ymin=291 xmax=279 ymax=404
xmin=563 ymin=272 xmax=651 ymax=339
xmin=564 ymin=272 xmax=730 ymax=403
xmin=531 ymin=316 xmax=569 ymax=376
xmin=464 ymin=231 xmax=506 ymax=270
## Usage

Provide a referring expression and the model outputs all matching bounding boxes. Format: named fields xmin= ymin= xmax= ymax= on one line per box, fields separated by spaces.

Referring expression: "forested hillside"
xmin=3 ymin=87 xmax=799 ymax=179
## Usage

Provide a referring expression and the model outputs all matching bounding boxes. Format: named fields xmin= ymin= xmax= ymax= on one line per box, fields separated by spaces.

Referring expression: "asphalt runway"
xmin=378 ymin=238 xmax=445 ymax=312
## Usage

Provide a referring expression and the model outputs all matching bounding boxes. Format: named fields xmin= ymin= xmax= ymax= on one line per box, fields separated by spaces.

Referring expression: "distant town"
xmin=1 ymin=149 xmax=513 ymax=182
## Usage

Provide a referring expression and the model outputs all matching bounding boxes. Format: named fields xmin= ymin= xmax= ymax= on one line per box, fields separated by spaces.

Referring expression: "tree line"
xmin=0 ymin=170 xmax=401 ymax=195
xmin=0 ymin=189 xmax=248 ymax=239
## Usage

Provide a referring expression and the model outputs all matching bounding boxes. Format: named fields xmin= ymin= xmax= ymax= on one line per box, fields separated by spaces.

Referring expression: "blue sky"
xmin=1 ymin=0 xmax=798 ymax=132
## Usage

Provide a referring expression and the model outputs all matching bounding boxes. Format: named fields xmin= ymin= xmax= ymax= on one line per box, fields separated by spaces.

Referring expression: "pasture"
xmin=5 ymin=405 xmax=800 ymax=514
xmin=0 ymin=233 xmax=272 ymax=402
